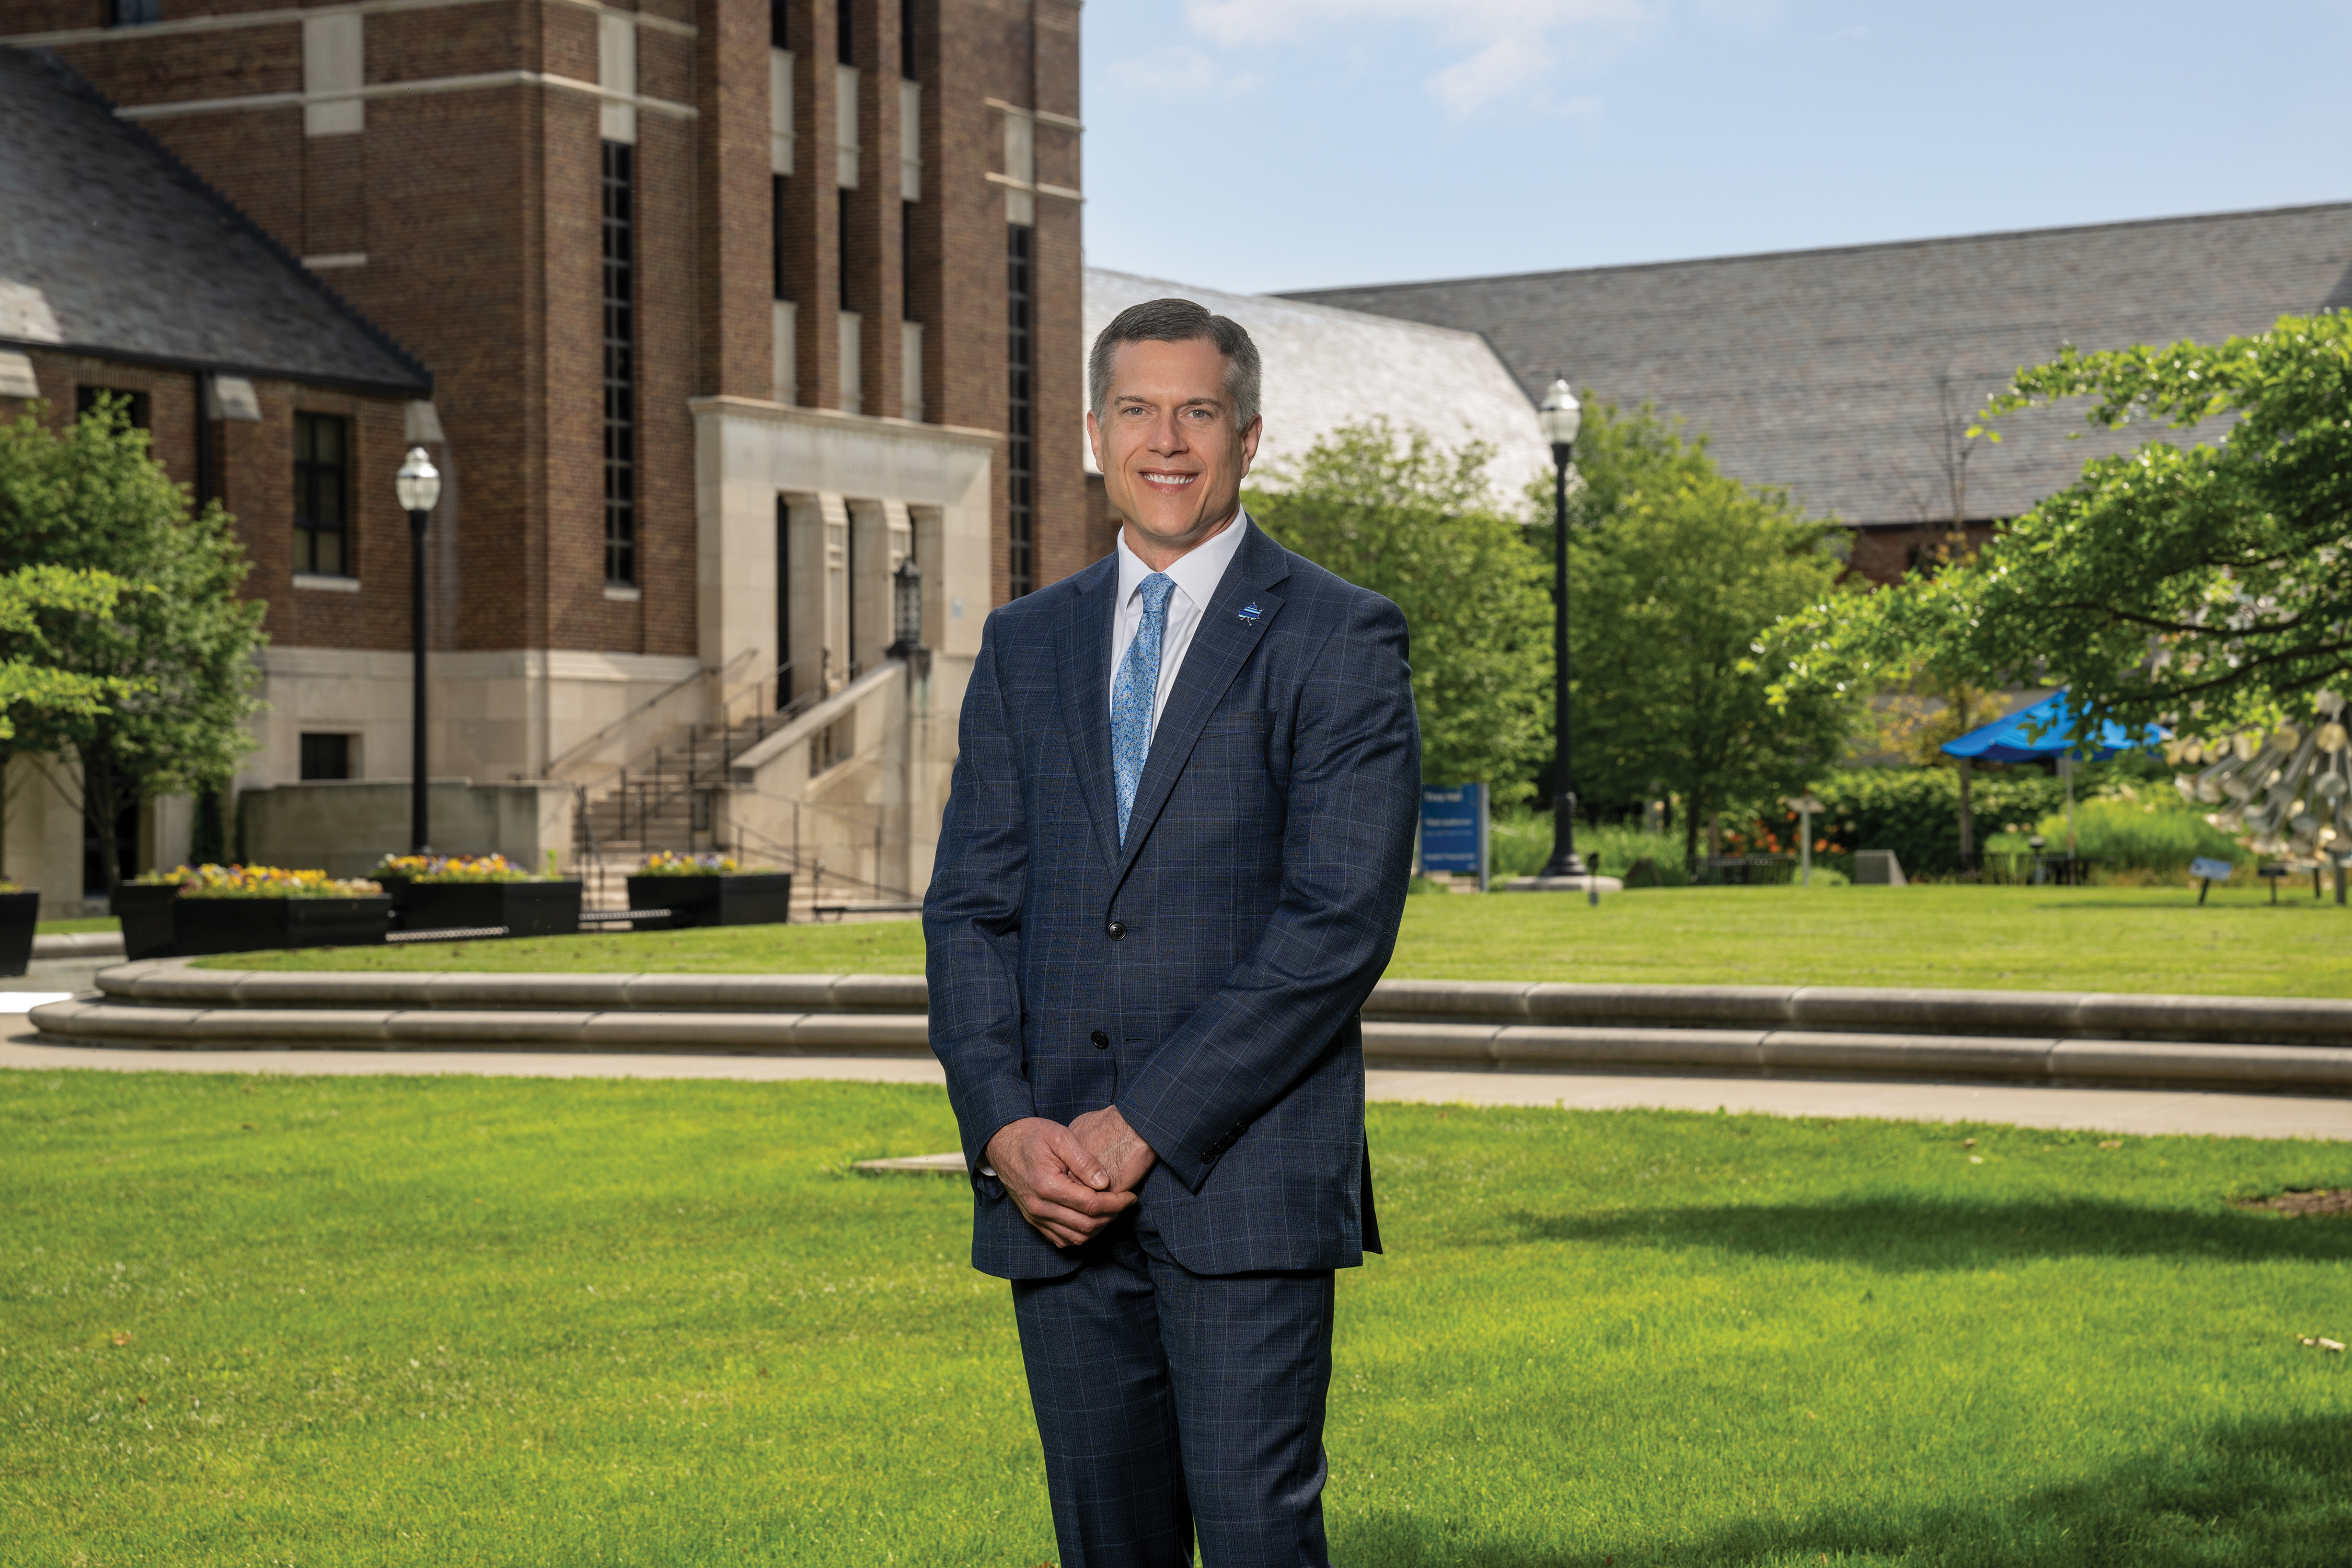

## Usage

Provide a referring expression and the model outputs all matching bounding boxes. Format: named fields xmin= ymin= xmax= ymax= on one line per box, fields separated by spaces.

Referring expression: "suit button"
xmin=1105 ymin=920 xmax=1127 ymax=940
xmin=1090 ymin=1030 xmax=1109 ymax=1050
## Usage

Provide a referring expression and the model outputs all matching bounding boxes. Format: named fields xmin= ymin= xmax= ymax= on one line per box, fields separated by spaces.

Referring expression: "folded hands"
xmin=984 ymin=1106 xmax=1159 ymax=1249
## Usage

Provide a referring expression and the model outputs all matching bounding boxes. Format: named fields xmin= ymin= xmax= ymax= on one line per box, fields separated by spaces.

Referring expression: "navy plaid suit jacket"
xmin=926 ymin=520 xmax=1421 ymax=1280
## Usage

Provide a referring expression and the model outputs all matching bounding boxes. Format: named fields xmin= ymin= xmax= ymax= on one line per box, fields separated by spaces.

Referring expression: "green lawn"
xmin=3 ymin=1071 xmax=2346 ymax=1565
xmin=217 ymin=884 xmax=2352 ymax=998
xmin=34 ymin=917 xmax=119 ymax=935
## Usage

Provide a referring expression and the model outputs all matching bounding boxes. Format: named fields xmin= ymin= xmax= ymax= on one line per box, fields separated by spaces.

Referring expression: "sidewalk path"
xmin=8 ymin=1020 xmax=2349 ymax=1140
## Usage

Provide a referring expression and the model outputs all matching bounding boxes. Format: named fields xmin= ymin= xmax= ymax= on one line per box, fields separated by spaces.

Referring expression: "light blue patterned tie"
xmin=1112 ymin=572 xmax=1175 ymax=844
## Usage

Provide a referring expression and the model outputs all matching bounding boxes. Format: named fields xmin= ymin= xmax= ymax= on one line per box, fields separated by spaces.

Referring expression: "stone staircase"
xmin=571 ymin=711 xmax=780 ymax=902
xmin=567 ymin=688 xmax=905 ymax=917
xmin=556 ymin=654 xmax=924 ymax=918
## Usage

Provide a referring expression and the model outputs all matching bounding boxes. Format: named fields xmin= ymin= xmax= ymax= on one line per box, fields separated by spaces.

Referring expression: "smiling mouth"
xmin=1139 ymin=471 xmax=1198 ymax=489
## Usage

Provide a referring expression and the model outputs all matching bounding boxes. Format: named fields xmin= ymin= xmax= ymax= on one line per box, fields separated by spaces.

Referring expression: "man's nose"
xmin=1146 ymin=414 xmax=1190 ymax=454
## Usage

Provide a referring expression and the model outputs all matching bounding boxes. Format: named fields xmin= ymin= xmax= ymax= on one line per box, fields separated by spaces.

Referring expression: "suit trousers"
xmin=1010 ymin=1215 xmax=1336 ymax=1567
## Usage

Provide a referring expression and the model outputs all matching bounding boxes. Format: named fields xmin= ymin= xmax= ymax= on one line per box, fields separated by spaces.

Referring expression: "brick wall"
xmin=928 ymin=0 xmax=1086 ymax=603
xmin=4 ymin=350 xmax=414 ymax=651
xmin=19 ymin=0 xmax=1091 ymax=647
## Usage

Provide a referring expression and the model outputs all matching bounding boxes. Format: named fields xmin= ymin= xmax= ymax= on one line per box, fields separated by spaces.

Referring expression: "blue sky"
xmin=1080 ymin=1 xmax=2352 ymax=296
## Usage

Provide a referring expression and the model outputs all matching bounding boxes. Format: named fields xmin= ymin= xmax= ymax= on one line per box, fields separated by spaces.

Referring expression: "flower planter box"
xmin=170 ymin=896 xmax=393 ymax=956
xmin=371 ymin=874 xmax=418 ymax=927
xmin=400 ymin=880 xmax=583 ymax=938
xmin=114 ymin=883 xmax=184 ymax=960
xmin=0 ymin=890 xmax=38 ymax=977
xmin=625 ymin=872 xmax=794 ymax=929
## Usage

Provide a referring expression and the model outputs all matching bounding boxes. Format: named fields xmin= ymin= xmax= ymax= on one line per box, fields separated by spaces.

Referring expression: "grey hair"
xmin=1087 ymin=297 xmax=1263 ymax=430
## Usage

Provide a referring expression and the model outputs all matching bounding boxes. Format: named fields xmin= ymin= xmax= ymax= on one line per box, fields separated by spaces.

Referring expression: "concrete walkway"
xmin=8 ymin=1019 xmax=2350 ymax=1140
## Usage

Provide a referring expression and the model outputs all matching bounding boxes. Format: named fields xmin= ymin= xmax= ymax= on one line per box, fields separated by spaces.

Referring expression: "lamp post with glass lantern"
xmin=1537 ymin=377 xmax=1587 ymax=879
xmin=395 ymin=446 xmax=441 ymax=855
xmin=885 ymin=556 xmax=924 ymax=662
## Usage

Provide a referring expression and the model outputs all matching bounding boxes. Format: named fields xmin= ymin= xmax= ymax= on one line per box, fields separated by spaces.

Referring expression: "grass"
xmin=204 ymin=920 xmax=931 ymax=975
xmin=33 ymin=917 xmax=118 ymax=935
xmin=217 ymin=884 xmax=2352 ymax=998
xmin=3 ymin=1070 xmax=2346 ymax=1565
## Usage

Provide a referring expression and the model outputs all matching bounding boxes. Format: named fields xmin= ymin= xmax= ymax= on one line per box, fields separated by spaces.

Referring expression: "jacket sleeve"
xmin=923 ymin=624 xmax=1036 ymax=1170
xmin=1115 ymin=591 xmax=1420 ymax=1192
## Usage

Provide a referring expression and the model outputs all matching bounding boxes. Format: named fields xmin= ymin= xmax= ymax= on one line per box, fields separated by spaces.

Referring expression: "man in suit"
xmin=924 ymin=297 xmax=1421 ymax=1564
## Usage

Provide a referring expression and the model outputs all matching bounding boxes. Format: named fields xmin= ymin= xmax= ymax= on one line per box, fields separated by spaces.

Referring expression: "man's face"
xmin=1087 ymin=337 xmax=1262 ymax=562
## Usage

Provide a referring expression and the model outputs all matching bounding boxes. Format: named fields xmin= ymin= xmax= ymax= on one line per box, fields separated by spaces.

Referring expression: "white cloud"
xmin=1108 ymin=44 xmax=1263 ymax=101
xmin=1427 ymin=38 xmax=1552 ymax=117
xmin=1181 ymin=0 xmax=1658 ymax=115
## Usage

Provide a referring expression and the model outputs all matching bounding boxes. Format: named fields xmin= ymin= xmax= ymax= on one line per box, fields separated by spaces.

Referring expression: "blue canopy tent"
xmin=1940 ymin=689 xmax=2159 ymax=765
xmin=1941 ymin=690 xmax=2167 ymax=861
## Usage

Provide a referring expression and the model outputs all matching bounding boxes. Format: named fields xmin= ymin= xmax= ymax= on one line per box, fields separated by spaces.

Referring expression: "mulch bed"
xmin=2233 ymin=1188 xmax=2352 ymax=1217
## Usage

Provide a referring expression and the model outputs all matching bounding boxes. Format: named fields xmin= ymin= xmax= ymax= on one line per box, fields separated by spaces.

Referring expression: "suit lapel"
xmin=1115 ymin=524 xmax=1293 ymax=882
xmin=1053 ymin=555 xmax=1123 ymax=869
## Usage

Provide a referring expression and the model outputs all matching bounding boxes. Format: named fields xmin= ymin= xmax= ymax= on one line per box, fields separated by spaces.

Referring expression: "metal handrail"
xmin=710 ymin=656 xmax=878 ymax=769
xmin=542 ymin=645 xmax=758 ymax=779
xmin=729 ymin=817 xmax=910 ymax=902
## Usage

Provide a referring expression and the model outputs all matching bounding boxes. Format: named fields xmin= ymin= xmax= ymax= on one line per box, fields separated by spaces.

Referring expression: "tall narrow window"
xmin=774 ymin=175 xmax=790 ymax=299
xmin=1006 ymin=223 xmax=1033 ymax=599
xmin=901 ymin=0 xmax=917 ymax=78
xmin=776 ymin=495 xmax=794 ymax=708
xmin=109 ymin=0 xmax=162 ymax=25
xmin=837 ymin=0 xmax=854 ymax=63
xmin=771 ymin=0 xmax=790 ymax=49
xmin=838 ymin=187 xmax=853 ymax=308
xmin=602 ymin=139 xmax=637 ymax=586
xmin=293 ymin=411 xmax=351 ymax=577
xmin=901 ymin=201 xmax=915 ymax=315
xmin=837 ymin=186 xmax=861 ymax=411
xmin=774 ymin=175 xmax=798 ymax=403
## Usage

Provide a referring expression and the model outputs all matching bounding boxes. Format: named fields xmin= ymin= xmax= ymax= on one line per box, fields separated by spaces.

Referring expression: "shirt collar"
xmin=1115 ymin=508 xmax=1250 ymax=612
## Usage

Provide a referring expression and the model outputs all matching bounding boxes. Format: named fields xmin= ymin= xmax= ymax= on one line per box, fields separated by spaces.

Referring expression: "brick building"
xmin=0 ymin=0 xmax=1087 ymax=910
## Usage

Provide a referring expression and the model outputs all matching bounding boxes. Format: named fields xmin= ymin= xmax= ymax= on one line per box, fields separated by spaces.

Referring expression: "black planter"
xmin=371 ymin=873 xmax=416 ymax=927
xmin=626 ymin=871 xmax=794 ymax=929
xmin=113 ymin=882 xmax=183 ymax=960
xmin=0 ymin=890 xmax=38 ymax=977
xmin=170 ymin=896 xmax=393 ymax=956
xmin=400 ymin=879 xmax=583 ymax=938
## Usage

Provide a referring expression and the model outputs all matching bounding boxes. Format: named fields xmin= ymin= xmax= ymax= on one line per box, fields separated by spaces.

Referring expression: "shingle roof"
xmin=1284 ymin=204 xmax=2352 ymax=527
xmin=1086 ymin=267 xmax=1551 ymax=502
xmin=0 ymin=47 xmax=429 ymax=396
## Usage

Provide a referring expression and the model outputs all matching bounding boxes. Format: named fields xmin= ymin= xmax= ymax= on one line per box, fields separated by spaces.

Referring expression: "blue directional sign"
xmin=1420 ymin=783 xmax=1489 ymax=890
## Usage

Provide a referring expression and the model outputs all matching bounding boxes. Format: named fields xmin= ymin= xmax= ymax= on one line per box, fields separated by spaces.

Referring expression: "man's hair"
xmin=1087 ymin=297 xmax=1262 ymax=430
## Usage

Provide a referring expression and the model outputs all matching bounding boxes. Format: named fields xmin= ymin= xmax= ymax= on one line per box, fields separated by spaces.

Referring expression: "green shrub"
xmin=2028 ymin=794 xmax=2250 ymax=874
xmin=1490 ymin=809 xmax=1694 ymax=885
xmin=1801 ymin=766 xmax=2071 ymax=879
xmin=1486 ymin=776 xmax=2208 ymax=885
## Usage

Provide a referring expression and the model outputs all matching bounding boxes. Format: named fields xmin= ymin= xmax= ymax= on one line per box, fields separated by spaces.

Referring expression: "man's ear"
xmin=1238 ymin=414 xmax=1263 ymax=477
xmin=1085 ymin=409 xmax=1104 ymax=472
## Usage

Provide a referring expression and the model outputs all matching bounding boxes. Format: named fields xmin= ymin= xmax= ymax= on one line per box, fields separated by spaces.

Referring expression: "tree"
xmin=1549 ymin=403 xmax=1863 ymax=869
xmin=1247 ymin=419 xmax=1552 ymax=801
xmin=0 ymin=564 xmax=136 ymax=739
xmin=1766 ymin=311 xmax=2352 ymax=752
xmin=0 ymin=398 xmax=266 ymax=891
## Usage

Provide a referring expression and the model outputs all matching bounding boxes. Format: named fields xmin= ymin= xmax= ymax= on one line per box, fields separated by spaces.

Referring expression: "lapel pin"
xmin=1238 ymin=603 xmax=1262 ymax=621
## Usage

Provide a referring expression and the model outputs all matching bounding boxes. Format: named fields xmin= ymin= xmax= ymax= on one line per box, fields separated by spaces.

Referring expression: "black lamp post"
xmin=885 ymin=556 xmax=924 ymax=662
xmin=1537 ymin=377 xmax=1587 ymax=879
xmin=395 ymin=445 xmax=442 ymax=855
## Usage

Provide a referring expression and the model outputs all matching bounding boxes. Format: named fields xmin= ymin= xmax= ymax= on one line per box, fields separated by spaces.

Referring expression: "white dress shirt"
xmin=1109 ymin=509 xmax=1250 ymax=726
